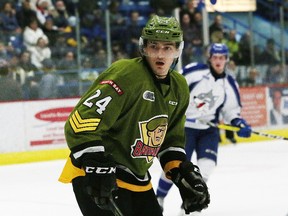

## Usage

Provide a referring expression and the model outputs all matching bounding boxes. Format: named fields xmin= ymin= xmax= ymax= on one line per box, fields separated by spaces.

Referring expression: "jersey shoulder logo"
xmin=131 ymin=115 xmax=168 ymax=163
xmin=143 ymin=90 xmax=155 ymax=102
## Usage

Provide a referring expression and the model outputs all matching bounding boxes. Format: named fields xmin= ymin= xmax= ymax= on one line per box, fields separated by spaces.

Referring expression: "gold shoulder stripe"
xmin=69 ymin=110 xmax=101 ymax=133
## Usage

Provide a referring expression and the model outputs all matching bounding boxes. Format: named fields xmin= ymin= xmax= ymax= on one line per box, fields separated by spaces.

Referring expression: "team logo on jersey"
xmin=143 ymin=90 xmax=155 ymax=102
xmin=131 ymin=115 xmax=168 ymax=163
xmin=193 ymin=90 xmax=218 ymax=112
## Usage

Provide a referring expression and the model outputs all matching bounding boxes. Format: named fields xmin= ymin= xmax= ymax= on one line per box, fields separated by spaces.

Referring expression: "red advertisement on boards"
xmin=239 ymin=87 xmax=267 ymax=127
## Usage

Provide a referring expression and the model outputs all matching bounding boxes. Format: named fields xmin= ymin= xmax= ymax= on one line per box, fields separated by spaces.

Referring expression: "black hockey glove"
xmin=170 ymin=161 xmax=210 ymax=214
xmin=82 ymin=152 xmax=117 ymax=211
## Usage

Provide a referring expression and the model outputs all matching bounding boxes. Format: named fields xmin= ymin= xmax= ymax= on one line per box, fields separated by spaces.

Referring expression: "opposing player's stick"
xmin=206 ymin=122 xmax=288 ymax=141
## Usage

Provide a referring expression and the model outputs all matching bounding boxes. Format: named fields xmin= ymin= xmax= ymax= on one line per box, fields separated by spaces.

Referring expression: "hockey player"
xmin=58 ymin=15 xmax=210 ymax=216
xmin=156 ymin=43 xmax=252 ymax=215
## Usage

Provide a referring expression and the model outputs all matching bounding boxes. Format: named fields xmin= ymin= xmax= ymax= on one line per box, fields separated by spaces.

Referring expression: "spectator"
xmin=190 ymin=11 xmax=204 ymax=62
xmin=180 ymin=0 xmax=198 ymax=22
xmin=150 ymin=0 xmax=183 ymax=16
xmin=0 ymin=41 xmax=10 ymax=59
xmin=51 ymin=0 xmax=71 ymax=30
xmin=16 ymin=0 xmax=37 ymax=29
xmin=0 ymin=1 xmax=22 ymax=42
xmin=94 ymin=48 xmax=108 ymax=69
xmin=180 ymin=12 xmax=196 ymax=65
xmin=108 ymin=0 xmax=126 ymax=43
xmin=192 ymin=10 xmax=203 ymax=36
xmin=0 ymin=58 xmax=23 ymax=101
xmin=223 ymin=29 xmax=240 ymax=62
xmin=124 ymin=10 xmax=143 ymax=58
xmin=209 ymin=14 xmax=224 ymax=42
xmin=79 ymin=57 xmax=99 ymax=93
xmin=42 ymin=17 xmax=60 ymax=47
xmin=57 ymin=50 xmax=78 ymax=97
xmin=270 ymin=89 xmax=288 ymax=125
xmin=238 ymin=31 xmax=252 ymax=65
xmin=240 ymin=67 xmax=259 ymax=87
xmin=226 ymin=59 xmax=239 ymax=79
xmin=38 ymin=58 xmax=60 ymax=99
xmin=34 ymin=0 xmax=54 ymax=26
xmin=80 ymin=13 xmax=106 ymax=42
xmin=111 ymin=40 xmax=127 ymax=62
xmin=258 ymin=38 xmax=281 ymax=65
xmin=266 ymin=63 xmax=285 ymax=84
xmin=30 ymin=0 xmax=54 ymax=12
xmin=77 ymin=0 xmax=99 ymax=19
xmin=29 ymin=36 xmax=52 ymax=68
xmin=16 ymin=50 xmax=39 ymax=99
xmin=50 ymin=32 xmax=74 ymax=60
xmin=23 ymin=18 xmax=49 ymax=51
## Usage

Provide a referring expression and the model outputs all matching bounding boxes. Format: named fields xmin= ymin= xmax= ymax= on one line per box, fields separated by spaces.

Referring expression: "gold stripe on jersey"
xmin=69 ymin=110 xmax=101 ymax=133
xmin=116 ymin=179 xmax=152 ymax=192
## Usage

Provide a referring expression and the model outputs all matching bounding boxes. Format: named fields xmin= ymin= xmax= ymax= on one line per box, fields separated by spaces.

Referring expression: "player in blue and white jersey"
xmin=156 ymin=43 xmax=252 ymax=215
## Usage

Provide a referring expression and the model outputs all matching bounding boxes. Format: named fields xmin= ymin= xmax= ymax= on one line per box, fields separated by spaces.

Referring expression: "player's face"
xmin=209 ymin=54 xmax=227 ymax=74
xmin=144 ymin=41 xmax=178 ymax=79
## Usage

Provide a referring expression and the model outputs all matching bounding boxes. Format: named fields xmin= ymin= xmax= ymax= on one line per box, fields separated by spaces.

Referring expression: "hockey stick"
xmin=92 ymin=196 xmax=124 ymax=216
xmin=109 ymin=196 xmax=124 ymax=216
xmin=206 ymin=122 xmax=288 ymax=141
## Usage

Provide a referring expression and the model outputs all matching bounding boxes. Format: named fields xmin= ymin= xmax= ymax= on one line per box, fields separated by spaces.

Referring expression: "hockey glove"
xmin=231 ymin=118 xmax=252 ymax=138
xmin=170 ymin=161 xmax=210 ymax=214
xmin=82 ymin=152 xmax=117 ymax=211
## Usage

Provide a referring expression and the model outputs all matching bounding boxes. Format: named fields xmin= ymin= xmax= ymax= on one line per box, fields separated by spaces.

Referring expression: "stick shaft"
xmin=109 ymin=196 xmax=124 ymax=216
xmin=207 ymin=122 xmax=288 ymax=141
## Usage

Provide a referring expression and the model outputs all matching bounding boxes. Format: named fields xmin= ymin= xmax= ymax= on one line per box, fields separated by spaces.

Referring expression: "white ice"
xmin=1 ymin=140 xmax=288 ymax=216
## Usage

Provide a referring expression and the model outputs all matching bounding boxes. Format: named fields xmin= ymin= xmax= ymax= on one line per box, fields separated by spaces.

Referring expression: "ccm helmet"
xmin=141 ymin=15 xmax=183 ymax=43
xmin=209 ymin=43 xmax=229 ymax=58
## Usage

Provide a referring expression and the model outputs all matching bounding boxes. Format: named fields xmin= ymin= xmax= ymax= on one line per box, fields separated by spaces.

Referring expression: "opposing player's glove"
xmin=231 ymin=118 xmax=252 ymax=138
xmin=170 ymin=161 xmax=210 ymax=214
xmin=82 ymin=152 xmax=117 ymax=211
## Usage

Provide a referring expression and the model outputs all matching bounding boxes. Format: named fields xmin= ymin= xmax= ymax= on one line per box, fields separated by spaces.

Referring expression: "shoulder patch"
xmin=100 ymin=80 xmax=124 ymax=95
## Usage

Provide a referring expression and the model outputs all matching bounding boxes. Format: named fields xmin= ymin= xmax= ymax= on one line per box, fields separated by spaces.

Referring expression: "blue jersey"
xmin=181 ymin=62 xmax=242 ymax=129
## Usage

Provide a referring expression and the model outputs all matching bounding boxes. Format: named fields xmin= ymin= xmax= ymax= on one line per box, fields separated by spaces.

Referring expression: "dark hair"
xmin=0 ymin=65 xmax=9 ymax=76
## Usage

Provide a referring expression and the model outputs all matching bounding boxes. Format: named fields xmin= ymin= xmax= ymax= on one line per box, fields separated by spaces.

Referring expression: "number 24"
xmin=83 ymin=89 xmax=112 ymax=114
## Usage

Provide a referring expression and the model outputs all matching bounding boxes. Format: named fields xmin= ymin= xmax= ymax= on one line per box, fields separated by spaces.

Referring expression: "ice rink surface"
xmin=1 ymin=140 xmax=288 ymax=216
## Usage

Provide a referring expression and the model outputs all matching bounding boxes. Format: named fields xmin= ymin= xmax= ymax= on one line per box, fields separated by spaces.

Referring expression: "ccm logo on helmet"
xmin=156 ymin=30 xmax=170 ymax=34
xmin=85 ymin=166 xmax=116 ymax=174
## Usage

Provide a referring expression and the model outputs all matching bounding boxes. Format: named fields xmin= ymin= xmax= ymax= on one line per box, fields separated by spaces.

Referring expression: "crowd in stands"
xmin=0 ymin=0 xmax=287 ymax=102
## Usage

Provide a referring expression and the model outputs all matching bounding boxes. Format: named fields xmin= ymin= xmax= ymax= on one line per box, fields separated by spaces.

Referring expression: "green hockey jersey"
xmin=59 ymin=57 xmax=189 ymax=191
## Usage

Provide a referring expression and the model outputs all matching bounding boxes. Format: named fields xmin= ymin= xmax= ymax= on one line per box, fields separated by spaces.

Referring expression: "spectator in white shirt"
xmin=23 ymin=18 xmax=49 ymax=51
xmin=29 ymin=37 xmax=51 ymax=68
